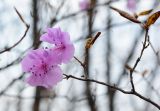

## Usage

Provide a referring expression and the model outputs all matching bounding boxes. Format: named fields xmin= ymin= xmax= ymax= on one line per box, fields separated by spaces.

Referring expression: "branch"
xmin=74 ymin=56 xmax=85 ymax=67
xmin=129 ymin=29 xmax=149 ymax=91
xmin=0 ymin=46 xmax=32 ymax=71
xmin=0 ymin=74 xmax=24 ymax=96
xmin=0 ymin=8 xmax=30 ymax=54
xmin=63 ymin=74 xmax=160 ymax=110
xmin=50 ymin=1 xmax=115 ymax=26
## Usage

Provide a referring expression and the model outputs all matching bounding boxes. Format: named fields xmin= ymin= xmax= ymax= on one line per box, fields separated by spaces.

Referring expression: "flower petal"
xmin=43 ymin=66 xmax=63 ymax=88
xmin=62 ymin=44 xmax=75 ymax=63
xmin=61 ymin=32 xmax=71 ymax=45
xmin=40 ymin=27 xmax=62 ymax=45
xmin=21 ymin=50 xmax=42 ymax=72
xmin=26 ymin=73 xmax=45 ymax=87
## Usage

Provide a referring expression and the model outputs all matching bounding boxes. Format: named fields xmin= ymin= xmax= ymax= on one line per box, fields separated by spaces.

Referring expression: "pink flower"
xmin=79 ymin=0 xmax=90 ymax=11
xmin=127 ymin=0 xmax=136 ymax=11
xmin=40 ymin=27 xmax=75 ymax=63
xmin=21 ymin=49 xmax=63 ymax=88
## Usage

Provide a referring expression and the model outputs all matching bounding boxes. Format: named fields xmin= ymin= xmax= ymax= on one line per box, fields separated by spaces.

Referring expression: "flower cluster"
xmin=21 ymin=27 xmax=75 ymax=88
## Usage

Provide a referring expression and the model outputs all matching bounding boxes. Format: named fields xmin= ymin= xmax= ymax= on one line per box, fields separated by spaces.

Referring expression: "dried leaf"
xmin=145 ymin=11 xmax=160 ymax=28
xmin=138 ymin=9 xmax=153 ymax=16
xmin=110 ymin=6 xmax=141 ymax=24
xmin=85 ymin=38 xmax=93 ymax=49
xmin=85 ymin=32 xmax=101 ymax=49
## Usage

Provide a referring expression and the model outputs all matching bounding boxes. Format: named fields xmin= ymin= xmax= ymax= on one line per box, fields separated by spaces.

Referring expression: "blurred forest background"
xmin=0 ymin=0 xmax=160 ymax=111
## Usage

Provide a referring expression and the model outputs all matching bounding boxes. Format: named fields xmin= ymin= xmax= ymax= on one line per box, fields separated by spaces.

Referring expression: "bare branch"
xmin=0 ymin=8 xmax=30 ymax=54
xmin=129 ymin=29 xmax=149 ymax=91
xmin=63 ymin=74 xmax=160 ymax=110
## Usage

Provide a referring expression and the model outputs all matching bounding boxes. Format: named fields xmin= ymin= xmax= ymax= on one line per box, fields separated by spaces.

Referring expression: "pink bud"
xmin=127 ymin=0 xmax=136 ymax=11
xmin=79 ymin=0 xmax=90 ymax=11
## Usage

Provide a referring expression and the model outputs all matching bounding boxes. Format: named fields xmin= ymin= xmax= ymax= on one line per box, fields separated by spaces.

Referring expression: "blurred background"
xmin=0 ymin=0 xmax=160 ymax=111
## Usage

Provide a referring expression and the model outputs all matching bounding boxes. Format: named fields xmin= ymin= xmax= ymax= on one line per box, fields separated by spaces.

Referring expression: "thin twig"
xmin=50 ymin=1 xmax=115 ymax=25
xmin=74 ymin=56 xmax=85 ymax=67
xmin=63 ymin=74 xmax=160 ymax=110
xmin=0 ymin=74 xmax=24 ymax=96
xmin=148 ymin=37 xmax=160 ymax=65
xmin=0 ymin=8 xmax=30 ymax=54
xmin=129 ymin=29 xmax=149 ymax=91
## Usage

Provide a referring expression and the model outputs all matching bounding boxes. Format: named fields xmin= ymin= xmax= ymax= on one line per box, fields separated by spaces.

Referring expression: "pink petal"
xmin=21 ymin=49 xmax=60 ymax=72
xmin=43 ymin=66 xmax=63 ymax=88
xmin=48 ymin=49 xmax=62 ymax=65
xmin=21 ymin=50 xmax=42 ymax=72
xmin=26 ymin=73 xmax=45 ymax=87
xmin=62 ymin=44 xmax=75 ymax=63
xmin=40 ymin=27 xmax=62 ymax=45
xmin=52 ymin=44 xmax=75 ymax=63
xmin=40 ymin=33 xmax=53 ymax=44
xmin=40 ymin=27 xmax=75 ymax=64
xmin=26 ymin=65 xmax=63 ymax=88
xmin=61 ymin=32 xmax=71 ymax=45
